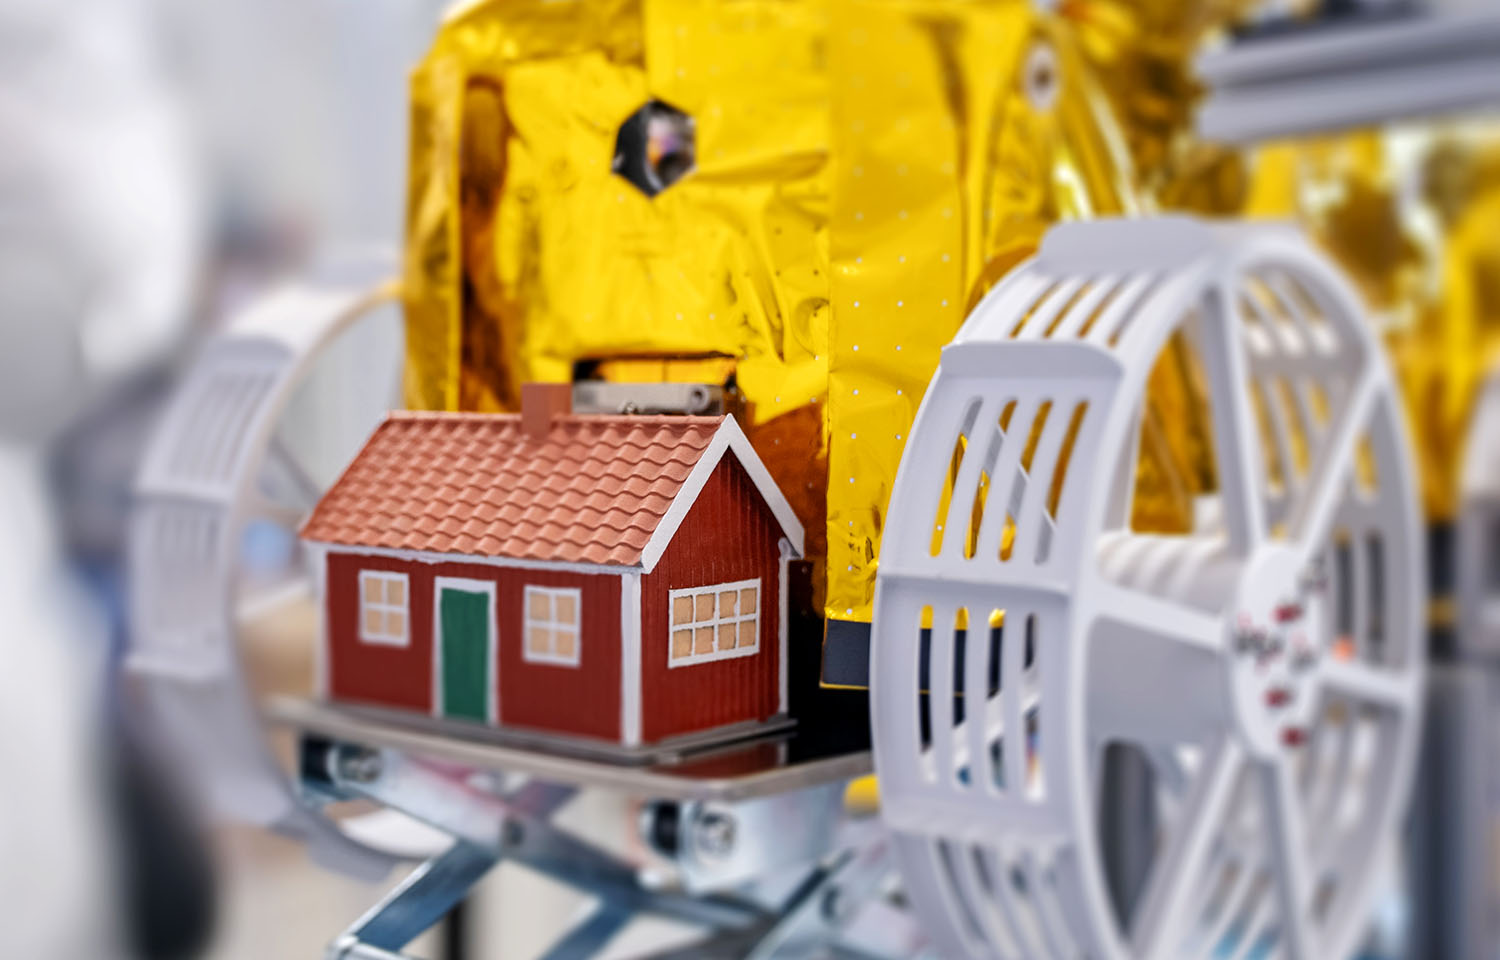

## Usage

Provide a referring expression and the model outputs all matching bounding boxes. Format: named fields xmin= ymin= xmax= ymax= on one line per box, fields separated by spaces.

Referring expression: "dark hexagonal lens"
xmin=612 ymin=100 xmax=696 ymax=197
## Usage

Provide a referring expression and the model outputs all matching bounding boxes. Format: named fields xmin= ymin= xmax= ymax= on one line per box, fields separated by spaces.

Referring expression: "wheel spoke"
xmin=266 ymin=434 xmax=325 ymax=509
xmin=1288 ymin=369 xmax=1378 ymax=564
xmin=1300 ymin=693 xmax=1345 ymax=808
xmin=1147 ymin=744 xmax=1191 ymax=795
xmin=1087 ymin=584 xmax=1230 ymax=747
xmin=1258 ymin=759 xmax=1316 ymax=959
xmin=1131 ymin=737 xmax=1246 ymax=956
xmin=1093 ymin=582 xmax=1225 ymax=657
xmin=1196 ymin=848 xmax=1259 ymax=958
xmin=1320 ymin=658 xmax=1413 ymax=712
xmin=1198 ymin=289 xmax=1268 ymax=557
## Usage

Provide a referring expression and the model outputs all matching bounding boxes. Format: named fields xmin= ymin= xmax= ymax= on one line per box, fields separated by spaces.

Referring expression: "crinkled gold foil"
xmin=404 ymin=0 xmax=1220 ymax=682
xmin=403 ymin=0 xmax=835 ymax=580
xmin=1228 ymin=130 xmax=1500 ymax=522
xmin=1394 ymin=132 xmax=1500 ymax=521
xmin=1059 ymin=0 xmax=1255 ymax=200
xmin=823 ymin=1 xmax=1139 ymax=627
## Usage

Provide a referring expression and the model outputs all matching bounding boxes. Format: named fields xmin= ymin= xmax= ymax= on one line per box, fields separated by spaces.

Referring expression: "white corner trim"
xmin=778 ymin=539 xmax=792 ymax=715
xmin=620 ymin=573 xmax=642 ymax=747
xmin=303 ymin=541 xmax=638 ymax=578
xmin=638 ymin=417 xmax=806 ymax=573
xmin=308 ymin=542 xmax=330 ymax=699
xmin=431 ymin=576 xmax=499 ymax=725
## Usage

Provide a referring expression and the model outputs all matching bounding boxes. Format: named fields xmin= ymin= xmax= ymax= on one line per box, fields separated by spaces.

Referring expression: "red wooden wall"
xmin=640 ymin=456 xmax=784 ymax=741
xmin=494 ymin=565 xmax=620 ymax=741
xmin=326 ymin=552 xmax=434 ymax=712
xmin=325 ymin=553 xmax=621 ymax=741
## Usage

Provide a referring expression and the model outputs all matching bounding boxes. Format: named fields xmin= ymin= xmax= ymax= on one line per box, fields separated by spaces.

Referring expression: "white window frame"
xmin=523 ymin=585 xmax=583 ymax=667
xmin=358 ymin=570 xmax=410 ymax=647
xmin=668 ymin=577 xmax=761 ymax=668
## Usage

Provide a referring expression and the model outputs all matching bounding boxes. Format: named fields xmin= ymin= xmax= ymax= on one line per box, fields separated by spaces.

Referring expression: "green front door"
xmin=439 ymin=585 xmax=491 ymax=722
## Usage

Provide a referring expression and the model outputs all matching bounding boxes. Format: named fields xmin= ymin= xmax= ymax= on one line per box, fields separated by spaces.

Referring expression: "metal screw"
xmin=1274 ymin=602 xmax=1304 ymax=624
xmin=502 ymin=818 xmax=525 ymax=849
xmin=1235 ymin=625 xmax=1268 ymax=655
xmin=1292 ymin=648 xmax=1318 ymax=672
xmin=694 ymin=810 xmax=738 ymax=861
xmin=336 ymin=747 xmax=383 ymax=784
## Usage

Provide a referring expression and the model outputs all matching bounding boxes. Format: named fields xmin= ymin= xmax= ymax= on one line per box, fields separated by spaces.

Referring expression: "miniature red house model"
xmin=300 ymin=384 xmax=803 ymax=749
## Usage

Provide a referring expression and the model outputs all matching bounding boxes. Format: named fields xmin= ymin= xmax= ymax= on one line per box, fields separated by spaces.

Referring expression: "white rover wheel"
xmin=128 ymin=274 xmax=405 ymax=877
xmin=871 ymin=219 xmax=1425 ymax=960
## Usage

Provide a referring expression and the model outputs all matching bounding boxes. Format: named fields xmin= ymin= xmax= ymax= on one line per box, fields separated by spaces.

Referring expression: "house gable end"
xmin=639 ymin=417 xmax=804 ymax=573
xmin=638 ymin=454 xmax=784 ymax=741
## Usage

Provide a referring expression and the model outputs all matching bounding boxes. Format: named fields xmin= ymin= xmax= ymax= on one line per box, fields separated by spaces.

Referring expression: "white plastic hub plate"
xmin=1226 ymin=545 xmax=1323 ymax=759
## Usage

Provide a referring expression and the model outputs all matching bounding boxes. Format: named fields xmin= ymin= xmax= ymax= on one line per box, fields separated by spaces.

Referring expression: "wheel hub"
xmin=1226 ymin=546 xmax=1324 ymax=758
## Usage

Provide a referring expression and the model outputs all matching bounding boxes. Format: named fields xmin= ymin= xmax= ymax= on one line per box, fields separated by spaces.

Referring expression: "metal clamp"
xmin=301 ymin=736 xmax=904 ymax=960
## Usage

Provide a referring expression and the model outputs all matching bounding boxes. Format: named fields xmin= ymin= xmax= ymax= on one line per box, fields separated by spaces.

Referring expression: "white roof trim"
xmin=639 ymin=416 xmax=805 ymax=574
xmin=619 ymin=572 xmax=643 ymax=748
xmin=303 ymin=541 xmax=639 ymax=577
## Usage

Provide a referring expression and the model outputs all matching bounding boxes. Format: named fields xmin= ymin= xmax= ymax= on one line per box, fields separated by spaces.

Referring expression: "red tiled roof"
xmin=300 ymin=412 xmax=725 ymax=567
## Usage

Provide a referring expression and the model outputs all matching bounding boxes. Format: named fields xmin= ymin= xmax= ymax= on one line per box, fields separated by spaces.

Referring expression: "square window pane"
xmin=555 ymin=629 xmax=577 ymax=660
xmin=528 ymin=590 xmax=551 ymax=621
xmin=364 ymin=608 xmax=382 ymax=636
xmin=385 ymin=611 xmax=406 ymax=638
xmin=672 ymin=596 xmax=693 ymax=625
xmin=719 ymin=591 xmax=738 ymax=616
xmin=695 ymin=594 xmax=714 ymax=621
xmin=554 ymin=592 xmax=578 ymax=626
xmin=718 ymin=623 xmax=737 ymax=651
xmin=672 ymin=629 xmax=693 ymax=659
xmin=740 ymin=586 xmax=758 ymax=614
xmin=363 ymin=577 xmax=382 ymax=603
xmin=527 ymin=626 xmax=552 ymax=655
xmin=739 ymin=619 xmax=757 ymax=648
xmin=386 ymin=578 xmax=406 ymax=606
xmin=695 ymin=626 xmax=714 ymax=655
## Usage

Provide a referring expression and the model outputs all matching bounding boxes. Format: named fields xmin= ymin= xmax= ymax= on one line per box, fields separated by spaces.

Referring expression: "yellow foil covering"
xmin=1059 ymin=0 xmax=1255 ymax=200
xmin=1230 ymin=131 xmax=1500 ymax=522
xmin=403 ymin=0 xmax=835 ymax=573
xmin=403 ymin=0 xmax=1210 ymax=683
xmin=824 ymin=0 xmax=1136 ymax=628
xmin=1393 ymin=131 xmax=1500 ymax=521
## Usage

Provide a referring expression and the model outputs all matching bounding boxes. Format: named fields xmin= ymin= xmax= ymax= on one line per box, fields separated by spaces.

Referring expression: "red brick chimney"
xmin=521 ymin=382 xmax=572 ymax=440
